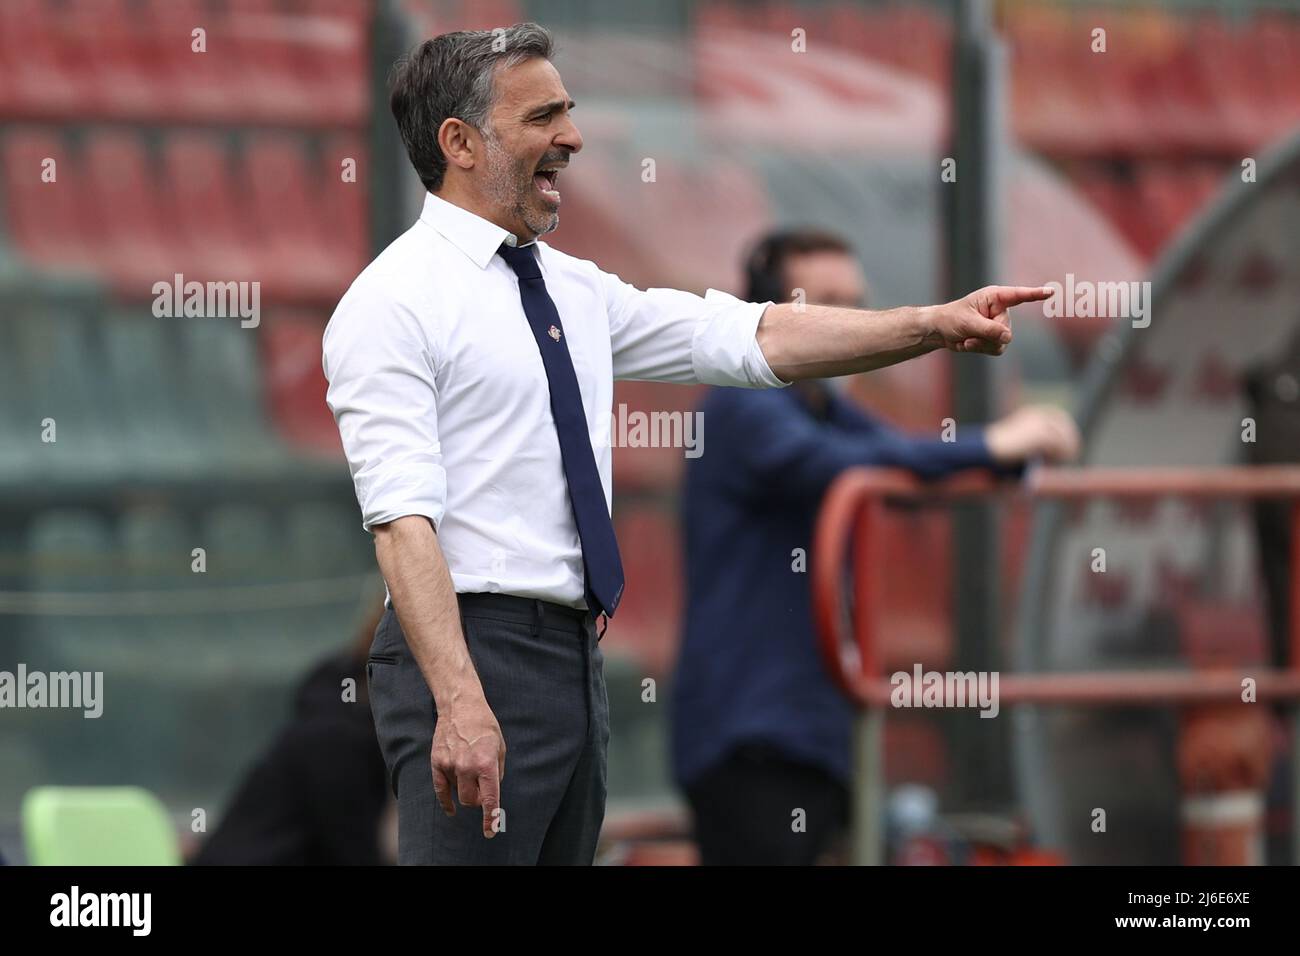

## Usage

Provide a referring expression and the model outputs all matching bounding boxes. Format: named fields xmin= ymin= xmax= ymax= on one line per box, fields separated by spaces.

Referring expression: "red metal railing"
xmin=811 ymin=465 xmax=1300 ymax=863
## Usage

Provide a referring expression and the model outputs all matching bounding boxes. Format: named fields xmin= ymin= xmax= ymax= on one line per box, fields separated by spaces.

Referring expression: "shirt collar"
xmin=419 ymin=192 xmax=538 ymax=270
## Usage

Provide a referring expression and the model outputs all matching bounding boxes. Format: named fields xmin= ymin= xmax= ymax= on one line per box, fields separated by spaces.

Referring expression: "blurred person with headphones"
xmin=669 ymin=228 xmax=1080 ymax=865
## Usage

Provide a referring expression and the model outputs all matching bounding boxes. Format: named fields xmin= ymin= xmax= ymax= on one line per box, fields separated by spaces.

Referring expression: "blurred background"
xmin=1 ymin=0 xmax=1299 ymax=865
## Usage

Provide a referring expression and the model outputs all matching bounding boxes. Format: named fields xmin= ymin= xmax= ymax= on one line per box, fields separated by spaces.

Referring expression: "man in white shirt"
xmin=323 ymin=21 xmax=1052 ymax=865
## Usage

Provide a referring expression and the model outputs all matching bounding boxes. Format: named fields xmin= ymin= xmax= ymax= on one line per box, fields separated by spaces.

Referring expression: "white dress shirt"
xmin=323 ymin=191 xmax=786 ymax=609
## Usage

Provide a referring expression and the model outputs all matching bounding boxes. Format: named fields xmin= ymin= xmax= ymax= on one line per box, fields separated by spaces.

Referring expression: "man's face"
xmin=782 ymin=250 xmax=868 ymax=309
xmin=476 ymin=57 xmax=582 ymax=242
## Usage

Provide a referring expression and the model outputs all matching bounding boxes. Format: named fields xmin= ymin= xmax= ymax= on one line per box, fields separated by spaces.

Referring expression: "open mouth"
xmin=533 ymin=166 xmax=562 ymax=203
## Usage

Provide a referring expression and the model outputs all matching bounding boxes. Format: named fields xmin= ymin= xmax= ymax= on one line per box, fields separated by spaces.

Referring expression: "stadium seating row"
xmin=12 ymin=499 xmax=369 ymax=681
xmin=0 ymin=304 xmax=302 ymax=481
xmin=697 ymin=1 xmax=1300 ymax=155
xmin=694 ymin=1 xmax=1297 ymax=264
xmin=1 ymin=128 xmax=367 ymax=302
xmin=0 ymin=0 xmax=370 ymax=127
xmin=11 ymin=0 xmax=1288 ymax=159
xmin=697 ymin=0 xmax=951 ymax=88
xmin=5 ymin=497 xmax=377 ymax=792
xmin=1070 ymin=160 xmax=1226 ymax=259
xmin=3 ymin=493 xmax=683 ymax=677
xmin=1006 ymin=7 xmax=1300 ymax=156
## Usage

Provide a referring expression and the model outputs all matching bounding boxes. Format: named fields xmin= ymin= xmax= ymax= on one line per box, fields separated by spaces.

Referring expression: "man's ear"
xmin=438 ymin=117 xmax=478 ymax=174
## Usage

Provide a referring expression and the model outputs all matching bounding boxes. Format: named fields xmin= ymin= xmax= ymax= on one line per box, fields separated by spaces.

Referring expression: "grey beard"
xmin=483 ymin=132 xmax=558 ymax=239
xmin=523 ymin=203 xmax=559 ymax=238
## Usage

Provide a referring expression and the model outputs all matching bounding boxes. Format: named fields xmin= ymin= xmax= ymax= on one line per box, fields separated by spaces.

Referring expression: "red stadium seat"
xmin=287 ymin=0 xmax=375 ymax=22
xmin=608 ymin=507 xmax=683 ymax=676
xmin=1191 ymin=17 xmax=1263 ymax=152
xmin=83 ymin=131 xmax=183 ymax=293
xmin=69 ymin=0 xmax=162 ymax=121
xmin=890 ymin=5 xmax=951 ymax=86
xmin=1172 ymin=25 xmax=1221 ymax=151
xmin=226 ymin=0 xmax=323 ymax=124
xmin=1136 ymin=162 xmax=1216 ymax=254
xmin=0 ymin=0 xmax=375 ymax=127
xmin=225 ymin=0 xmax=369 ymax=126
xmin=239 ymin=135 xmax=345 ymax=302
xmin=1070 ymin=166 xmax=1160 ymax=259
xmin=161 ymin=133 xmax=262 ymax=282
xmin=1255 ymin=14 xmax=1300 ymax=134
xmin=318 ymin=134 xmax=370 ymax=276
xmin=145 ymin=0 xmax=254 ymax=124
xmin=0 ymin=0 xmax=86 ymax=119
xmin=1 ymin=129 xmax=89 ymax=271
xmin=1008 ymin=8 xmax=1100 ymax=154
xmin=286 ymin=8 xmax=369 ymax=126
xmin=260 ymin=310 xmax=342 ymax=454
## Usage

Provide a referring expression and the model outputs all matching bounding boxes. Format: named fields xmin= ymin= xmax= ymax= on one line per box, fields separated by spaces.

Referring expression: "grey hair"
xmin=389 ymin=22 xmax=554 ymax=193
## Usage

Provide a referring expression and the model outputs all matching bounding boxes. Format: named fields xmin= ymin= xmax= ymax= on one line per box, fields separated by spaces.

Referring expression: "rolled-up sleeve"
xmin=601 ymin=269 xmax=789 ymax=388
xmin=322 ymin=284 xmax=447 ymax=533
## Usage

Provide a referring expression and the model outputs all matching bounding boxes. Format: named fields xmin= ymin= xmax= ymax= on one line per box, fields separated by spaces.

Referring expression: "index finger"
xmin=992 ymin=285 xmax=1054 ymax=308
xmin=478 ymin=766 xmax=501 ymax=839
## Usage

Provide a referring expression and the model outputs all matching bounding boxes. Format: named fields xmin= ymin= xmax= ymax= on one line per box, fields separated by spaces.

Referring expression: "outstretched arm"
xmin=755 ymin=285 xmax=1054 ymax=382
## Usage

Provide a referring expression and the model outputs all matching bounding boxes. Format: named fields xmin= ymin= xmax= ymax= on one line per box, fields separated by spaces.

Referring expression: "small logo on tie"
xmin=548 ymin=325 xmax=562 ymax=342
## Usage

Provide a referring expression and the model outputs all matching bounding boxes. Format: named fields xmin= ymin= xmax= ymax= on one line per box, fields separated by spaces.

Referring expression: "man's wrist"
xmin=911 ymin=304 xmax=941 ymax=350
xmin=431 ymin=673 xmax=487 ymax=712
xmin=424 ymin=640 xmax=487 ymax=710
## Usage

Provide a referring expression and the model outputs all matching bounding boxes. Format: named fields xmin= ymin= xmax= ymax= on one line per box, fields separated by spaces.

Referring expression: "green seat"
xmin=119 ymin=504 xmax=195 ymax=675
xmin=286 ymin=501 xmax=364 ymax=577
xmin=286 ymin=501 xmax=371 ymax=647
xmin=12 ymin=305 xmax=120 ymax=480
xmin=103 ymin=309 xmax=207 ymax=477
xmin=26 ymin=509 xmax=116 ymax=670
xmin=604 ymin=654 xmax=673 ymax=803
xmin=22 ymin=786 xmax=180 ymax=865
xmin=196 ymin=503 xmax=295 ymax=672
xmin=0 ymin=310 xmax=41 ymax=482
xmin=176 ymin=321 xmax=285 ymax=472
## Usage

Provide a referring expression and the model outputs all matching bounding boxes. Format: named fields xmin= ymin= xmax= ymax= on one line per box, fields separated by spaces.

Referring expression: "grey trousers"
xmin=366 ymin=593 xmax=609 ymax=865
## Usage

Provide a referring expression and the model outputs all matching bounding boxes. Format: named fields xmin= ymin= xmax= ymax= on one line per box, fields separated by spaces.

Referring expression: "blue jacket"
xmin=669 ymin=381 xmax=1001 ymax=789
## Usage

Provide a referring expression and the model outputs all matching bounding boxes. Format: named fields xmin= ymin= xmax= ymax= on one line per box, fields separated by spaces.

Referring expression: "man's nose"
xmin=555 ymin=116 xmax=583 ymax=154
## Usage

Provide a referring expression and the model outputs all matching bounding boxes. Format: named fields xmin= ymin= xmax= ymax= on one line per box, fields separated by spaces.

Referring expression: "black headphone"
xmin=743 ymin=230 xmax=797 ymax=304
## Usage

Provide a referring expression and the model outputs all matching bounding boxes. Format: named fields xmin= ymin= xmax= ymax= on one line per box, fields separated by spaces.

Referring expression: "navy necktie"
xmin=497 ymin=241 xmax=625 ymax=618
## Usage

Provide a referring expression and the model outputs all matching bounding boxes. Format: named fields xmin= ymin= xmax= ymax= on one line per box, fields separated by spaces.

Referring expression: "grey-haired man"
xmin=323 ymin=22 xmax=1052 ymax=864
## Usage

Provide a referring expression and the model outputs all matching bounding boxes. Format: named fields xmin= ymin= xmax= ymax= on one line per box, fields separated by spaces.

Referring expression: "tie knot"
xmin=498 ymin=242 xmax=542 ymax=280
